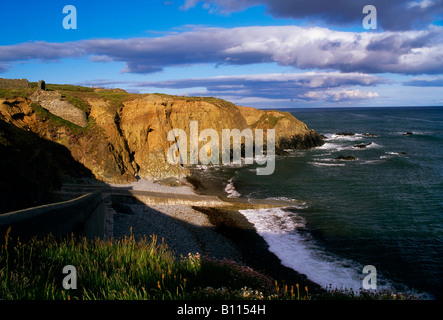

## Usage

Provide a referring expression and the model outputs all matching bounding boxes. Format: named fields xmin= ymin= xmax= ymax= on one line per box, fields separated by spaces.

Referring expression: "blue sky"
xmin=1 ymin=0 xmax=443 ymax=108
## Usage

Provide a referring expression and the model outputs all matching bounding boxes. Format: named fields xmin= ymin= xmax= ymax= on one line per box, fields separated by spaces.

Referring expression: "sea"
xmin=193 ymin=106 xmax=443 ymax=300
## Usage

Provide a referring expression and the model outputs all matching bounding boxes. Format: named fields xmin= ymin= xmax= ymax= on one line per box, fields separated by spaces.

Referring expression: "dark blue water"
xmin=199 ymin=107 xmax=443 ymax=299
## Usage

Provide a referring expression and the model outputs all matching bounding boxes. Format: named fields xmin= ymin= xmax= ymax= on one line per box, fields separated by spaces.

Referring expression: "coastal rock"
xmin=0 ymin=84 xmax=325 ymax=184
xmin=0 ymin=118 xmax=93 ymax=213
xmin=336 ymin=132 xmax=355 ymax=136
xmin=237 ymin=106 xmax=324 ymax=150
xmin=30 ymin=90 xmax=88 ymax=127
xmin=86 ymin=97 xmax=139 ymax=182
xmin=354 ymin=142 xmax=372 ymax=149
xmin=363 ymin=133 xmax=379 ymax=137
xmin=335 ymin=155 xmax=356 ymax=161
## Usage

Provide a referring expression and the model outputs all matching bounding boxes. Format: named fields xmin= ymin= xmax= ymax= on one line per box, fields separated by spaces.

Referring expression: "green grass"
xmin=0 ymin=88 xmax=33 ymax=99
xmin=93 ymin=90 xmax=138 ymax=106
xmin=0 ymin=230 xmax=278 ymax=300
xmin=0 ymin=228 xmax=419 ymax=300
xmin=45 ymin=84 xmax=94 ymax=93
xmin=251 ymin=113 xmax=285 ymax=129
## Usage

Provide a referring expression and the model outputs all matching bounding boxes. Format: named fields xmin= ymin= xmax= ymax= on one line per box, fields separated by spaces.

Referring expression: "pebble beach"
xmin=109 ymin=178 xmax=323 ymax=293
xmin=111 ymin=179 xmax=243 ymax=261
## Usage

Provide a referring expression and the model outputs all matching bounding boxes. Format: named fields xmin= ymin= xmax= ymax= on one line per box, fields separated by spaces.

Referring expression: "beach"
xmin=110 ymin=177 xmax=323 ymax=293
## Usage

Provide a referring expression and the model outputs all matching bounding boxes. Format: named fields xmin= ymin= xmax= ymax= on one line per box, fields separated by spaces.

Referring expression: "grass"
xmin=45 ymin=84 xmax=95 ymax=93
xmin=0 ymin=88 xmax=33 ymax=99
xmin=0 ymin=229 xmax=278 ymax=300
xmin=93 ymin=90 xmax=138 ymax=107
xmin=0 ymin=228 xmax=419 ymax=300
xmin=251 ymin=112 xmax=287 ymax=129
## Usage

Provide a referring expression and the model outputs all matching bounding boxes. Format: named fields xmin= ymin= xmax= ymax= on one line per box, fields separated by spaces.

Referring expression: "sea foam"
xmin=225 ymin=178 xmax=241 ymax=198
xmin=239 ymin=207 xmax=379 ymax=291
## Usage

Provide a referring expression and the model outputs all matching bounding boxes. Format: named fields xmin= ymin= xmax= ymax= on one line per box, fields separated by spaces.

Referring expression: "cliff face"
xmin=0 ymin=85 xmax=324 ymax=186
xmin=237 ymin=106 xmax=324 ymax=149
xmin=0 ymin=118 xmax=93 ymax=213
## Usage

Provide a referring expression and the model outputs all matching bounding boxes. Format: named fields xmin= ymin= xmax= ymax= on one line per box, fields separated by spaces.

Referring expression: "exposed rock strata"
xmin=30 ymin=90 xmax=88 ymax=127
xmin=0 ymin=87 xmax=324 ymax=185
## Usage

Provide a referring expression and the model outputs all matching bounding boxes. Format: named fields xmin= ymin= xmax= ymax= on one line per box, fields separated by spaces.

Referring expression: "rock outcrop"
xmin=30 ymin=90 xmax=88 ymax=127
xmin=237 ymin=106 xmax=324 ymax=150
xmin=335 ymin=155 xmax=356 ymax=161
xmin=0 ymin=84 xmax=324 ymax=185
xmin=0 ymin=118 xmax=93 ymax=213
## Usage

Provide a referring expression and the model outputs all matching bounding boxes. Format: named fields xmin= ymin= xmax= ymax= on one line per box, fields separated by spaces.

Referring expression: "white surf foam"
xmin=225 ymin=178 xmax=240 ymax=198
xmin=239 ymin=208 xmax=380 ymax=291
xmin=380 ymin=151 xmax=409 ymax=159
xmin=361 ymin=160 xmax=383 ymax=165
xmin=315 ymin=142 xmax=349 ymax=152
xmin=352 ymin=142 xmax=381 ymax=150
xmin=265 ymin=197 xmax=308 ymax=209
xmin=310 ymin=161 xmax=346 ymax=167
xmin=329 ymin=133 xmax=364 ymax=141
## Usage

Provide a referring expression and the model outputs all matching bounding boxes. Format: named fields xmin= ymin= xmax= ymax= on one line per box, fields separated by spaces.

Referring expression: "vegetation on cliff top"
xmin=0 ymin=230 xmax=417 ymax=300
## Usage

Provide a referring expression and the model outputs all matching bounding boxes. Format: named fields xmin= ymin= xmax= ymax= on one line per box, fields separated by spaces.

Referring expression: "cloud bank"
xmin=1 ymin=25 xmax=442 ymax=76
xmin=183 ymin=0 xmax=443 ymax=31
xmin=78 ymin=71 xmax=384 ymax=104
xmin=129 ymin=72 xmax=384 ymax=101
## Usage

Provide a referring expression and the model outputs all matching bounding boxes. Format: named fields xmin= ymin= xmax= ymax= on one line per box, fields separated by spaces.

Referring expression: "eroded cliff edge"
xmin=0 ymin=83 xmax=324 ymax=190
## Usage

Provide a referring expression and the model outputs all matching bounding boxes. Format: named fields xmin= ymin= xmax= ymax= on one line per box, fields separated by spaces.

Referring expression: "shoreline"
xmin=184 ymin=173 xmax=324 ymax=293
xmin=111 ymin=175 xmax=324 ymax=294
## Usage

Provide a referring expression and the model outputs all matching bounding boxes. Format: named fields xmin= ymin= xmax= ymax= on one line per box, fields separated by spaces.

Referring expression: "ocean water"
xmin=196 ymin=107 xmax=443 ymax=299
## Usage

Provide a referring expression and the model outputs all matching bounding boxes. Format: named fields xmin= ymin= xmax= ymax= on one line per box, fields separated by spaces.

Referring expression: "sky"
xmin=0 ymin=0 xmax=443 ymax=108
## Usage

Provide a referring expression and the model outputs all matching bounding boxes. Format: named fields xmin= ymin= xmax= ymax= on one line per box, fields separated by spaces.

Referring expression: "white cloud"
xmin=407 ymin=0 xmax=434 ymax=9
xmin=131 ymin=71 xmax=385 ymax=98
xmin=299 ymin=89 xmax=379 ymax=102
xmin=327 ymin=90 xmax=380 ymax=102
xmin=1 ymin=25 xmax=442 ymax=75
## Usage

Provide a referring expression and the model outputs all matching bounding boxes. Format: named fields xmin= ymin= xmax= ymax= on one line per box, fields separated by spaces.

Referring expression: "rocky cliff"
xmin=0 ymin=83 xmax=324 ymax=188
xmin=0 ymin=118 xmax=93 ymax=213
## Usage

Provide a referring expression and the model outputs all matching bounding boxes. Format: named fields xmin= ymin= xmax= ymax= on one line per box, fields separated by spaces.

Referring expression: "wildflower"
xmin=296 ymin=283 xmax=300 ymax=300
